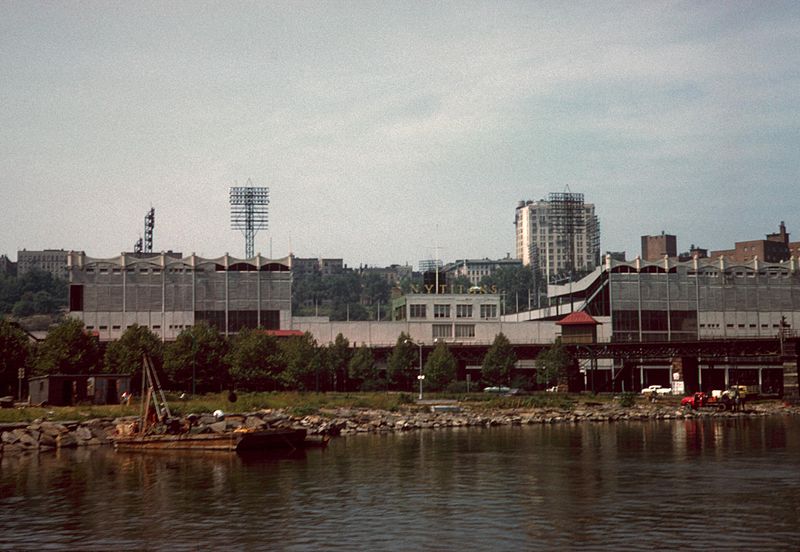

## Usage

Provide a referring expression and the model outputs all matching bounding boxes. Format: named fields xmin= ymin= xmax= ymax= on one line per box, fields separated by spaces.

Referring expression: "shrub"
xmin=618 ymin=392 xmax=636 ymax=408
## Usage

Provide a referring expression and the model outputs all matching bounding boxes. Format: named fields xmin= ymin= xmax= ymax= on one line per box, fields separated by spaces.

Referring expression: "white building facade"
xmin=514 ymin=194 xmax=600 ymax=281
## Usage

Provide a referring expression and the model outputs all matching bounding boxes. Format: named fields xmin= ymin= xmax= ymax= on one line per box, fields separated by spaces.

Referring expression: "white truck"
xmin=641 ymin=385 xmax=672 ymax=396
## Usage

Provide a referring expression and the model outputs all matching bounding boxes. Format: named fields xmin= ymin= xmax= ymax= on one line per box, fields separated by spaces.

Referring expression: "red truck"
xmin=680 ymin=391 xmax=732 ymax=411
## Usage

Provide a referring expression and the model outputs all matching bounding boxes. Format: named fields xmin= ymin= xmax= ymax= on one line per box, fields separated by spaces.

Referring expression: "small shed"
xmin=28 ymin=374 xmax=132 ymax=406
xmin=556 ymin=311 xmax=600 ymax=344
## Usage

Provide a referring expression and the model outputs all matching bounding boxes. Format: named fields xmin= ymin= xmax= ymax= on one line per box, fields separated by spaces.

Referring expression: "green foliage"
xmin=104 ymin=324 xmax=163 ymax=389
xmin=0 ymin=320 xmax=30 ymax=396
xmin=163 ymin=323 xmax=229 ymax=394
xmin=397 ymin=392 xmax=414 ymax=404
xmin=480 ymin=265 xmax=543 ymax=314
xmin=348 ymin=345 xmax=377 ymax=391
xmin=618 ymin=392 xmax=636 ymax=408
xmin=292 ymin=270 xmax=394 ymax=321
xmin=424 ymin=341 xmax=457 ymax=391
xmin=362 ymin=273 xmax=391 ymax=305
xmin=445 ymin=380 xmax=469 ymax=393
xmin=386 ymin=332 xmax=416 ymax=391
xmin=535 ymin=340 xmax=572 ymax=386
xmin=330 ymin=301 xmax=369 ymax=321
xmin=34 ymin=318 xmax=100 ymax=375
xmin=279 ymin=332 xmax=324 ymax=391
xmin=448 ymin=275 xmax=473 ymax=292
xmin=481 ymin=333 xmax=517 ymax=387
xmin=226 ymin=328 xmax=282 ymax=391
xmin=0 ymin=270 xmax=67 ymax=315
xmin=326 ymin=333 xmax=352 ymax=391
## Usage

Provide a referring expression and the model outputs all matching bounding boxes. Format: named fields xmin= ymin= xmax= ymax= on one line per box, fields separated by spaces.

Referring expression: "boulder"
xmin=19 ymin=430 xmax=40 ymax=448
xmin=57 ymin=433 xmax=78 ymax=448
xmin=245 ymin=417 xmax=267 ymax=430
xmin=209 ymin=421 xmax=227 ymax=434
xmin=39 ymin=422 xmax=69 ymax=438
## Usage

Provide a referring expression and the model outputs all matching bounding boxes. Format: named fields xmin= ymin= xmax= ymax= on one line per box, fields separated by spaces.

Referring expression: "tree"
xmin=535 ymin=340 xmax=573 ymax=388
xmin=104 ymin=324 xmax=163 ymax=390
xmin=362 ymin=273 xmax=390 ymax=306
xmin=0 ymin=270 xmax=67 ymax=316
xmin=35 ymin=318 xmax=101 ymax=375
xmin=227 ymin=328 xmax=282 ymax=391
xmin=448 ymin=275 xmax=473 ymax=293
xmin=326 ymin=272 xmax=362 ymax=305
xmin=326 ymin=333 xmax=352 ymax=391
xmin=424 ymin=342 xmax=457 ymax=392
xmin=386 ymin=332 xmax=416 ymax=391
xmin=279 ymin=332 xmax=324 ymax=391
xmin=348 ymin=345 xmax=379 ymax=391
xmin=330 ymin=301 xmax=369 ymax=321
xmin=0 ymin=320 xmax=30 ymax=397
xmin=163 ymin=323 xmax=229 ymax=394
xmin=481 ymin=265 xmax=537 ymax=314
xmin=481 ymin=332 xmax=516 ymax=387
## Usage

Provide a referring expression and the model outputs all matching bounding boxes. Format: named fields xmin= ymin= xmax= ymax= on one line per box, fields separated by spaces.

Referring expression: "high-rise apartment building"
xmin=514 ymin=193 xmax=600 ymax=281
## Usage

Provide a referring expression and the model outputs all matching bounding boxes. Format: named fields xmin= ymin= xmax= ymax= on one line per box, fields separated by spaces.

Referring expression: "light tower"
xmin=230 ymin=181 xmax=269 ymax=258
xmin=133 ymin=207 xmax=155 ymax=253
xmin=144 ymin=208 xmax=155 ymax=253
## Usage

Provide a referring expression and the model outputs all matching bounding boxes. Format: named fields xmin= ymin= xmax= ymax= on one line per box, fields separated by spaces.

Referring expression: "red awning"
xmin=556 ymin=311 xmax=600 ymax=326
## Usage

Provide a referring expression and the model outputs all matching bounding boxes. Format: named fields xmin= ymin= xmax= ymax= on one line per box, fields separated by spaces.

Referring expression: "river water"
xmin=1 ymin=416 xmax=799 ymax=551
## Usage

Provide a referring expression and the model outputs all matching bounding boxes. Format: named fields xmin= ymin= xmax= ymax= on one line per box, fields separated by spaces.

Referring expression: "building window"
xmin=480 ymin=304 xmax=497 ymax=319
xmin=456 ymin=304 xmax=472 ymax=318
xmin=410 ymin=304 xmax=427 ymax=319
xmin=434 ymin=304 xmax=451 ymax=318
xmin=432 ymin=324 xmax=452 ymax=339
xmin=455 ymin=324 xmax=475 ymax=338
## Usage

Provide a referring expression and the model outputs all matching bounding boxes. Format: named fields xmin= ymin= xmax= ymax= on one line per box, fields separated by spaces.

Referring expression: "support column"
xmin=782 ymin=339 xmax=799 ymax=401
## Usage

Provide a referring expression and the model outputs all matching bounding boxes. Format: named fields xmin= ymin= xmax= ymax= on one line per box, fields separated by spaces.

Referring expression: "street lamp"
xmin=405 ymin=339 xmax=424 ymax=401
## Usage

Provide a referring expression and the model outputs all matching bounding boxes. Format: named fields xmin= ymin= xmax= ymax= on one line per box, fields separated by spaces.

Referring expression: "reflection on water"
xmin=2 ymin=417 xmax=800 ymax=550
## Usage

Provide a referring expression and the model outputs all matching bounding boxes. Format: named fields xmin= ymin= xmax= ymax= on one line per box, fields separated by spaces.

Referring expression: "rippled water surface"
xmin=2 ymin=416 xmax=800 ymax=551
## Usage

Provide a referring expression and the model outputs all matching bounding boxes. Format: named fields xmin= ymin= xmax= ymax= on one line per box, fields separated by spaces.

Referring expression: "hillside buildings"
xmin=0 ymin=255 xmax=15 ymax=276
xmin=514 ymin=192 xmax=600 ymax=282
xmin=443 ymin=257 xmax=522 ymax=286
xmin=17 ymin=249 xmax=70 ymax=279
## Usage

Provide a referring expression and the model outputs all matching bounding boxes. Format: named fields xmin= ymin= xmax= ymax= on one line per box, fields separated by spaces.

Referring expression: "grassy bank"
xmin=0 ymin=391 xmax=625 ymax=423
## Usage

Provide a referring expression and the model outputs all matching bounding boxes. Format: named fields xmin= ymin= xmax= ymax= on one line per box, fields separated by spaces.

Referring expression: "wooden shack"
xmin=556 ymin=311 xmax=600 ymax=344
xmin=28 ymin=374 xmax=131 ymax=406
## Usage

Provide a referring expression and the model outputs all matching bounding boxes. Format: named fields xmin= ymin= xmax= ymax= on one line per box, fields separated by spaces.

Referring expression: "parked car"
xmin=483 ymin=386 xmax=511 ymax=394
xmin=641 ymin=385 xmax=671 ymax=395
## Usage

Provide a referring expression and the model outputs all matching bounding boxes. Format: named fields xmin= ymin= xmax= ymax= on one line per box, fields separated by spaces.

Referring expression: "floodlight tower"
xmin=144 ymin=208 xmax=155 ymax=253
xmin=230 ymin=181 xmax=269 ymax=258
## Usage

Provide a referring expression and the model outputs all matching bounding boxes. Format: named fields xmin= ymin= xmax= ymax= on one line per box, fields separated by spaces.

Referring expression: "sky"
xmin=1 ymin=1 xmax=799 ymax=268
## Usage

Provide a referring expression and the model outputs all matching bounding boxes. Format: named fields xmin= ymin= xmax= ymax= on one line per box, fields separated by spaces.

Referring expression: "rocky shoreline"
xmin=2 ymin=400 xmax=799 ymax=456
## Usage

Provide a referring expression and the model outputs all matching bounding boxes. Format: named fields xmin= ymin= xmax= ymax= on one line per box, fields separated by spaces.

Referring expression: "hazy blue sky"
xmin=2 ymin=1 xmax=799 ymax=267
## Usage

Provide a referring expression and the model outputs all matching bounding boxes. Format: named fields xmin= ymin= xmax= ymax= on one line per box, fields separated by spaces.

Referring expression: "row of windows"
xmin=409 ymin=304 xmax=498 ymax=319
xmin=432 ymin=324 xmax=476 ymax=338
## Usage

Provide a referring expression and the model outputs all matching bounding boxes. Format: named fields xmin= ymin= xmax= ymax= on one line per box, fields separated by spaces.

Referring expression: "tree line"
xmin=0 ymin=318 xmax=571 ymax=399
xmin=0 ymin=270 xmax=67 ymax=317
